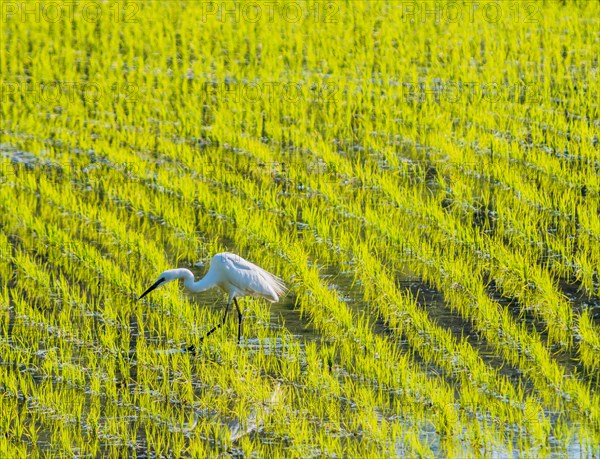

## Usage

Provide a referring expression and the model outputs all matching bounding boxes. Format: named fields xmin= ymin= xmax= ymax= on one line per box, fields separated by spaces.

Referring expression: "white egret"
xmin=138 ymin=252 xmax=286 ymax=346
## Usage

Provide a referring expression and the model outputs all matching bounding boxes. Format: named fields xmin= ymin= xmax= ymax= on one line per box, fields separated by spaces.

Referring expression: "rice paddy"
xmin=1 ymin=0 xmax=599 ymax=457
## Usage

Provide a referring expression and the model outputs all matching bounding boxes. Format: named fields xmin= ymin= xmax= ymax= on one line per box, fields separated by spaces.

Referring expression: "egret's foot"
xmin=186 ymin=344 xmax=198 ymax=355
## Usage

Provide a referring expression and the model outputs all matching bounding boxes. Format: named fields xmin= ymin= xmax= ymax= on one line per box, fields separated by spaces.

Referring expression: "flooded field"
xmin=1 ymin=1 xmax=599 ymax=457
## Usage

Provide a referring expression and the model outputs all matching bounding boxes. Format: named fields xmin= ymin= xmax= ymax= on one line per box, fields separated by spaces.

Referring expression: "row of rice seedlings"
xmin=430 ymin=175 xmax=578 ymax=345
xmin=1 ymin=193 xmax=284 ymax=456
xmin=355 ymin=249 xmax=528 ymax=406
xmin=3 ymin=1 xmax=596 ymax=456
xmin=214 ymin=196 xmax=561 ymax=457
xmin=2 ymin=271 xmax=135 ymax=455
xmin=350 ymin=241 xmax=595 ymax=449
xmin=206 ymin=143 xmax=544 ymax=428
xmin=249 ymin=120 xmax=599 ymax=371
xmin=209 ymin=137 xmax=596 ymax=452
xmin=0 ymin=230 xmax=28 ymax=457
xmin=2 ymin=159 xmax=446 ymax=456
xmin=90 ymin=108 xmax=600 ymax=432
xmin=357 ymin=113 xmax=600 ymax=370
xmin=0 ymin=181 xmax=227 ymax=452
xmin=385 ymin=173 xmax=600 ymax=373
xmin=9 ymin=148 xmax=480 ymax=456
xmin=284 ymin=221 xmax=544 ymax=451
xmin=383 ymin=51 xmax=600 ymax=289
xmin=5 ymin=89 xmax=596 ymax=452
xmin=328 ymin=94 xmax=599 ymax=326
xmin=312 ymin=159 xmax=596 ymax=416
xmin=191 ymin=129 xmax=596 ymax=434
xmin=82 ymin=139 xmax=576 ymax=456
xmin=440 ymin=124 xmax=600 ymax=294
xmin=310 ymin=126 xmax=596 ymax=360
xmin=458 ymin=158 xmax=597 ymax=279
xmin=288 ymin=176 xmax=597 ymax=452
xmin=345 ymin=192 xmax=599 ymax=424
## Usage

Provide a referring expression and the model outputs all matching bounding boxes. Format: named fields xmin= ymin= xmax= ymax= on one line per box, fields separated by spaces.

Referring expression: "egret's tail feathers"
xmin=268 ymin=274 xmax=287 ymax=302
xmin=256 ymin=268 xmax=287 ymax=302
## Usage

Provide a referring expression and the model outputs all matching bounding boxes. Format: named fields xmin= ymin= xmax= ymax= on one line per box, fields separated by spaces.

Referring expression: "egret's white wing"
xmin=212 ymin=253 xmax=287 ymax=301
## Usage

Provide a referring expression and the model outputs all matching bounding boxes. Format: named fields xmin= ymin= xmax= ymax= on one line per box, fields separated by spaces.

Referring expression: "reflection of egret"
xmin=174 ymin=382 xmax=283 ymax=446
xmin=138 ymin=253 xmax=286 ymax=345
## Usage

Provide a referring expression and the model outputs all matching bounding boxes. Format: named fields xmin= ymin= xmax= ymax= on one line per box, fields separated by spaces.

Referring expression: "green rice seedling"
xmin=578 ymin=310 xmax=600 ymax=377
xmin=2 ymin=0 xmax=599 ymax=456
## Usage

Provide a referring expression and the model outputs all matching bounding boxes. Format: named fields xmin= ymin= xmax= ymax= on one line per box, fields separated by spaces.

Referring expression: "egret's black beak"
xmin=138 ymin=278 xmax=165 ymax=301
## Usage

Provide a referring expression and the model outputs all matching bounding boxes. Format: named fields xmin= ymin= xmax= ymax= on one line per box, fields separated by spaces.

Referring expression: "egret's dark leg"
xmin=234 ymin=298 xmax=242 ymax=344
xmin=187 ymin=299 xmax=231 ymax=353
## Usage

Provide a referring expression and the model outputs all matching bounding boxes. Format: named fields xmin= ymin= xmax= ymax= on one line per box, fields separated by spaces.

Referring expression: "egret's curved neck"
xmin=183 ymin=270 xmax=217 ymax=293
xmin=165 ymin=268 xmax=217 ymax=293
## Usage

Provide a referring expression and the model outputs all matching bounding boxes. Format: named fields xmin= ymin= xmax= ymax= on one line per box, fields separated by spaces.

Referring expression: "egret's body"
xmin=138 ymin=253 xmax=286 ymax=344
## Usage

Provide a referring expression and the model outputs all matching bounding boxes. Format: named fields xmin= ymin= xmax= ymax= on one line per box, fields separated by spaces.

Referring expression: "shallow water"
xmin=2 ymin=143 xmax=599 ymax=457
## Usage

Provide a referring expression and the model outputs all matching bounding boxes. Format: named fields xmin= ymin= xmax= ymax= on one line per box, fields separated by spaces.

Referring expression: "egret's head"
xmin=137 ymin=269 xmax=184 ymax=300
